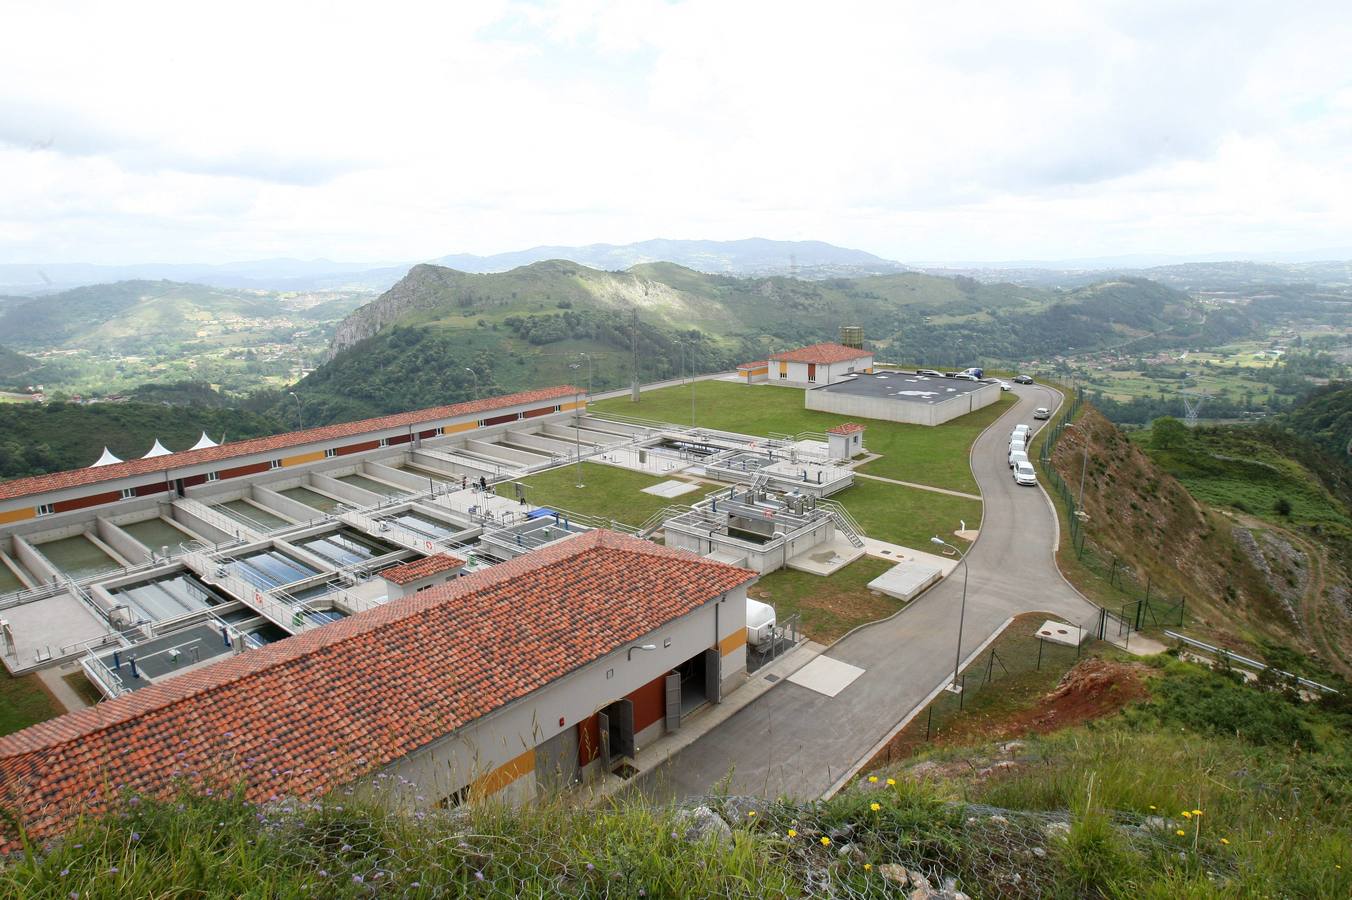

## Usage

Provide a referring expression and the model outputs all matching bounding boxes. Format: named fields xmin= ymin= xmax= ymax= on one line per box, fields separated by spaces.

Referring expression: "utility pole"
xmin=577 ymin=352 xmax=593 ymax=398
xmin=630 ymin=307 xmax=640 ymax=402
xmin=931 ymin=537 xmax=970 ymax=693
xmin=573 ymin=389 xmax=585 ymax=488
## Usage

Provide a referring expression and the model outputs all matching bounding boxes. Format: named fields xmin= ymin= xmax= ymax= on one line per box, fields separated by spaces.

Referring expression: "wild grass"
xmin=0 ymin=673 xmax=63 ymax=737
xmin=497 ymin=462 xmax=717 ymax=528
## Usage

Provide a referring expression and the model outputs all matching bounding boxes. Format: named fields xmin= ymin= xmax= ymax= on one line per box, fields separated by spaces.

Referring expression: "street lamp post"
xmin=931 ymin=536 xmax=970 ymax=693
xmin=288 ymin=391 xmax=304 ymax=429
xmin=577 ymin=352 xmax=593 ymax=398
xmin=573 ymin=389 xmax=585 ymax=488
xmin=463 ymin=367 xmax=479 ymax=401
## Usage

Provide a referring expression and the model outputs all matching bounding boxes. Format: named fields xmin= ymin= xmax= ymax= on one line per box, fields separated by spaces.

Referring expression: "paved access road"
xmin=631 ymin=384 xmax=1103 ymax=802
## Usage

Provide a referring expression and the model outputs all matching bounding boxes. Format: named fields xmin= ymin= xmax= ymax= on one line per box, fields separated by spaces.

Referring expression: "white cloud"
xmin=0 ymin=0 xmax=1349 ymax=264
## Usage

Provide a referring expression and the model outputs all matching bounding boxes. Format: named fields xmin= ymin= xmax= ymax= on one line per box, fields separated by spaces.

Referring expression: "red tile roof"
xmin=0 ymin=530 xmax=754 ymax=849
xmin=381 ymin=553 xmax=466 ymax=585
xmin=826 ymin=422 xmax=865 ymax=435
xmin=769 ymin=342 xmax=871 ymax=365
xmin=0 ymin=386 xmax=582 ymax=503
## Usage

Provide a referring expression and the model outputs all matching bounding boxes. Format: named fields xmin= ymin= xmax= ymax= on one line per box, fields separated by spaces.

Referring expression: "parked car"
xmin=916 ymin=369 xmax=944 ymax=377
xmin=996 ymin=380 xmax=1012 ymax=391
xmin=1009 ymin=439 xmax=1027 ymax=460
xmin=1013 ymin=374 xmax=1034 ymax=384
xmin=1008 ymin=448 xmax=1029 ymax=469
xmin=1033 ymin=407 xmax=1051 ymax=420
xmin=1013 ymin=461 xmax=1038 ymax=486
xmin=953 ymin=373 xmax=979 ymax=381
xmin=1010 ymin=424 xmax=1030 ymax=443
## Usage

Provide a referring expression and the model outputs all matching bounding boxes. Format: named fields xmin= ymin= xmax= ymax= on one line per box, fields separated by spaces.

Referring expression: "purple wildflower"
xmin=475 ymin=871 xmax=485 ymax=881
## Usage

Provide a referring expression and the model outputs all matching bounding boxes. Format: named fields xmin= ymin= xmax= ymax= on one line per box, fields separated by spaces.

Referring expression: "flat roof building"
xmin=805 ymin=372 xmax=1000 ymax=426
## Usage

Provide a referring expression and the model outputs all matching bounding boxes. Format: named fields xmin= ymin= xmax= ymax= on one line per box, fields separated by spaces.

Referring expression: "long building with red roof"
xmin=0 ymin=530 xmax=756 ymax=851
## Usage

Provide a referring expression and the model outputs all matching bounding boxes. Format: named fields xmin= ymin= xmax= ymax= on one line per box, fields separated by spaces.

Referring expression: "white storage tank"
xmin=746 ymin=597 xmax=777 ymax=647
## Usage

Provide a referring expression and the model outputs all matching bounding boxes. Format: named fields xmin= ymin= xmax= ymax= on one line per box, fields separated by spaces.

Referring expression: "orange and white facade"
xmin=740 ymin=342 xmax=873 ymax=388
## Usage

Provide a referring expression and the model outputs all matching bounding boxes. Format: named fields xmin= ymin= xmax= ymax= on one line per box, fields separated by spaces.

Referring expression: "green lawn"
xmin=497 ymin=462 xmax=717 ymax=529
xmin=592 ymin=380 xmax=1012 ymax=494
xmin=1 ymin=672 xmax=63 ymax=736
xmin=835 ymin=478 xmax=982 ymax=549
xmin=749 ymin=556 xmax=901 ymax=642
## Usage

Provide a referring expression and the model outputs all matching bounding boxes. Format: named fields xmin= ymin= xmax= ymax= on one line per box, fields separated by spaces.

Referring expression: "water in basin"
xmin=215 ymin=499 xmax=293 ymax=531
xmin=121 ymin=517 xmax=193 ymax=553
xmin=37 ymin=534 xmax=121 ymax=579
xmin=337 ymin=473 xmax=410 ymax=497
xmin=279 ymin=486 xmax=341 ymax=513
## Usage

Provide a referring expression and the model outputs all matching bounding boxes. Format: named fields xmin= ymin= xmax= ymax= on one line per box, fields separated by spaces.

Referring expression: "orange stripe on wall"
xmin=719 ymin=627 xmax=747 ymax=656
xmin=281 ymin=450 xmax=325 ymax=467
xmin=471 ymin=747 xmax=535 ymax=797
xmin=442 ymin=421 xmax=478 ymax=435
xmin=0 ymin=507 xmax=35 ymax=525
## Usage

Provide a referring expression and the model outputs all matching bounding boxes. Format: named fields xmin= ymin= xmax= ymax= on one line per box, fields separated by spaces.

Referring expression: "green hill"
xmin=296 ymin=262 xmax=1216 ymax=422
xmin=1281 ymin=381 xmax=1352 ymax=461
xmin=0 ymin=346 xmax=35 ymax=382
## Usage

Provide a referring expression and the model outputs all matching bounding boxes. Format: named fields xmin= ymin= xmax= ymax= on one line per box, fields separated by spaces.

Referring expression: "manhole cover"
xmin=764 ymin=674 xmax=780 ymax=683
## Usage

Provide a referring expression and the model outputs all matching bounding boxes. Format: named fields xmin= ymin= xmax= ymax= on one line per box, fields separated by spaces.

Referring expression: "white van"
xmin=1009 ymin=448 xmax=1029 ymax=469
xmin=1013 ymin=461 xmax=1037 ymax=486
xmin=1010 ymin=424 xmax=1030 ymax=443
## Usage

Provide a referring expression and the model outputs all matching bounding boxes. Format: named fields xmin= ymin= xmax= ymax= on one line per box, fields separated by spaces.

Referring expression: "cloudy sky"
xmin=2 ymin=0 xmax=1349 ymax=265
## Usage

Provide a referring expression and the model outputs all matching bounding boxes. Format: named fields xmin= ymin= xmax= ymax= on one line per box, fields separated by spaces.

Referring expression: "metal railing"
xmin=1164 ymin=630 xmax=1339 ymax=695
xmin=815 ymin=498 xmax=867 ymax=547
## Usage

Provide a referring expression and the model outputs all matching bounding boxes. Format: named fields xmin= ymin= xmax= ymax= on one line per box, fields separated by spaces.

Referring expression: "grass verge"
xmin=497 ymin=462 xmax=717 ymax=529
xmin=835 ymin=478 xmax=982 ymax=550
xmin=0 ymin=672 xmax=63 ymax=737
xmin=592 ymin=380 xmax=1012 ymax=494
xmin=749 ymin=556 xmax=899 ymax=643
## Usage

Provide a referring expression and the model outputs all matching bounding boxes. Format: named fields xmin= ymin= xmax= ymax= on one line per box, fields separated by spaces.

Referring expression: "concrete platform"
xmin=860 ymin=537 xmax=960 ymax=576
xmin=787 ymin=655 xmax=865 ymax=697
xmin=1 ymin=592 xmax=114 ymax=673
xmin=785 ymin=535 xmax=865 ymax=575
xmin=867 ymin=559 xmax=944 ymax=602
xmin=641 ymin=479 xmax=702 ymax=498
xmin=1035 ymin=619 xmax=1088 ymax=647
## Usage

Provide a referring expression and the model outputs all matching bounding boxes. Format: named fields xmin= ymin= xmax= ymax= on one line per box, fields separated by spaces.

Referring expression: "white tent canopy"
xmin=91 ymin=447 xmax=123 ymax=467
xmin=142 ymin=439 xmax=172 ymax=459
xmin=188 ymin=431 xmax=219 ymax=451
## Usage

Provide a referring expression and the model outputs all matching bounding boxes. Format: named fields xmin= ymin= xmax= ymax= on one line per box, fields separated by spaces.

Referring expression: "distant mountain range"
xmin=4 ymin=239 xmax=1350 ymax=296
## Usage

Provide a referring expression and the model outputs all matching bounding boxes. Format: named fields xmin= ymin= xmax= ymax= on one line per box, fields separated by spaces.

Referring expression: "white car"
xmin=1009 ymin=448 xmax=1029 ymax=469
xmin=997 ymin=380 xmax=1012 ymax=392
xmin=1013 ymin=461 xmax=1037 ymax=486
xmin=1011 ymin=423 xmax=1030 ymax=440
xmin=1033 ymin=407 xmax=1051 ymax=420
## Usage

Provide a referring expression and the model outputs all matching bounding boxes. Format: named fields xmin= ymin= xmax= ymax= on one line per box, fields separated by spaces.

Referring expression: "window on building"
xmin=269 ymin=459 xmax=282 ymax=470
xmin=779 ymin=371 xmax=787 ymax=379
xmin=324 ymin=448 xmax=337 ymax=458
xmin=37 ymin=503 xmax=54 ymax=516
xmin=120 ymin=488 xmax=136 ymax=500
xmin=206 ymin=472 xmax=219 ymax=482
xmin=378 ymin=437 xmax=389 ymax=448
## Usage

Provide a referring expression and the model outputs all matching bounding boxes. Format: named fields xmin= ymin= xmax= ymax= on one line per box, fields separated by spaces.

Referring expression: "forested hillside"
xmin=0 ymin=401 xmax=286 ymax=481
xmin=1281 ymin=382 xmax=1352 ymax=460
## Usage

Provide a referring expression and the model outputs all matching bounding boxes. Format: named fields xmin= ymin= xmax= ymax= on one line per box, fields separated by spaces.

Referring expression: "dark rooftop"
xmin=813 ymin=372 xmax=993 ymax=405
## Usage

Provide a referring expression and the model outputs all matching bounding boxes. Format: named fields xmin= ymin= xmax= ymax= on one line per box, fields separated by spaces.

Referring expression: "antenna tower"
xmin=1182 ymin=390 xmax=1208 ymax=427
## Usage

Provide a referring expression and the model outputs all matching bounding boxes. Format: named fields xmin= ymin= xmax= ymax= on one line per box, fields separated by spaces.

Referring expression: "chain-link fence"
xmin=868 ymin=634 xmax=1089 ymax=763
xmin=1035 ymin=386 xmax=1186 ymax=641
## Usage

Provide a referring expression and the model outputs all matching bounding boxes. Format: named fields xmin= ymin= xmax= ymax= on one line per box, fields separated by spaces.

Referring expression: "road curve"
xmin=631 ymin=384 xmax=1102 ymax=803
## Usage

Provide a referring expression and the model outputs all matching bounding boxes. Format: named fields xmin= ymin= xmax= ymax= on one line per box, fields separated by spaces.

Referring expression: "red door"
xmin=807 ymin=363 xmax=817 ymax=381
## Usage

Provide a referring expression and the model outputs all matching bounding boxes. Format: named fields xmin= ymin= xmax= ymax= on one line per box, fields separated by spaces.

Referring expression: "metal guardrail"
xmin=1164 ymin=630 xmax=1339 ymax=694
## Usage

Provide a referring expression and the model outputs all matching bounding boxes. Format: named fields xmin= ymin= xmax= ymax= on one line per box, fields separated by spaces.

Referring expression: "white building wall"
xmin=364 ymin=584 xmax=750 ymax=808
xmin=805 ymin=381 xmax=1000 ymax=426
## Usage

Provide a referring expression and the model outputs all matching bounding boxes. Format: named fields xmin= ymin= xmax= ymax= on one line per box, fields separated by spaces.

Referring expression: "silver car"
xmin=1013 ymin=461 xmax=1037 ymax=486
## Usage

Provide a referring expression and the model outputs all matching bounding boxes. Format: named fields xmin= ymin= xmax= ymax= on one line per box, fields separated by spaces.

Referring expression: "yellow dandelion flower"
xmin=864 ymin=863 xmax=872 ymax=871
xmin=868 ymin=776 xmax=878 ymax=783
xmin=821 ymin=837 xmax=831 ymax=847
xmin=787 ymin=829 xmax=798 ymax=839
xmin=747 ymin=811 xmax=756 ymax=818
xmin=1181 ymin=811 xmax=1192 ymax=819
xmin=870 ymin=802 xmax=881 ymax=812
xmin=1220 ymin=838 xmax=1230 ymax=845
xmin=1176 ymin=829 xmax=1186 ymax=836
xmin=886 ymin=778 xmax=896 ymax=786
xmin=1192 ymin=809 xmax=1203 ymax=816
xmin=1148 ymin=805 xmax=1157 ymax=810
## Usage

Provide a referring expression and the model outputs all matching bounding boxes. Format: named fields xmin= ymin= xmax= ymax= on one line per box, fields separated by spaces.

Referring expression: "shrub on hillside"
xmin=1134 ymin=661 xmax=1316 ymax=749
